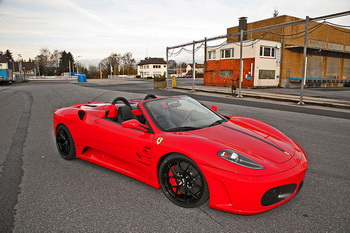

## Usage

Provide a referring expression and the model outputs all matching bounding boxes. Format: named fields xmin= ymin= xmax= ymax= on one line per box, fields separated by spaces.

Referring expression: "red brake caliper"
xmin=168 ymin=165 xmax=181 ymax=194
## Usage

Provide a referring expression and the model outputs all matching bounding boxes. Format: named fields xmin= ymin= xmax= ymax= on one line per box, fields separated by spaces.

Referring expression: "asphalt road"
xmin=0 ymin=80 xmax=349 ymax=232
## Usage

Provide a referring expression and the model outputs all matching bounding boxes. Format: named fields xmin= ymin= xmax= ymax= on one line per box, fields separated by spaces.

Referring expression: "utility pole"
xmin=69 ymin=60 xmax=71 ymax=78
xmin=76 ymin=56 xmax=82 ymax=73
xmin=192 ymin=41 xmax=196 ymax=92
xmin=166 ymin=47 xmax=170 ymax=88
xmin=204 ymin=37 xmax=207 ymax=72
xmin=238 ymin=30 xmax=243 ymax=98
xmin=18 ymin=54 xmax=22 ymax=77
xmin=298 ymin=16 xmax=310 ymax=105
xmin=100 ymin=63 xmax=102 ymax=79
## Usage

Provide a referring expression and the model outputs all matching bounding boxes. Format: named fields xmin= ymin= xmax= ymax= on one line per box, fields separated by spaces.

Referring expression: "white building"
xmin=206 ymin=40 xmax=281 ymax=87
xmin=186 ymin=63 xmax=204 ymax=74
xmin=137 ymin=57 xmax=167 ymax=78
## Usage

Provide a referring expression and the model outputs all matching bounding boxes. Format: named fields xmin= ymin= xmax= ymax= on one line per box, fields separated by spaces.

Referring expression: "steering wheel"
xmin=144 ymin=94 xmax=157 ymax=100
xmin=111 ymin=97 xmax=131 ymax=107
xmin=184 ymin=110 xmax=196 ymax=122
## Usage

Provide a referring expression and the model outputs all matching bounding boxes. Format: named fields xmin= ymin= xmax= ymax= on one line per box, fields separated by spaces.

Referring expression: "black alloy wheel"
xmin=159 ymin=153 xmax=209 ymax=208
xmin=56 ymin=125 xmax=76 ymax=160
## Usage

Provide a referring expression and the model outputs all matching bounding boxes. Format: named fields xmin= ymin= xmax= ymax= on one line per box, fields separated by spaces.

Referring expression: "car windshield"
xmin=144 ymin=96 xmax=226 ymax=132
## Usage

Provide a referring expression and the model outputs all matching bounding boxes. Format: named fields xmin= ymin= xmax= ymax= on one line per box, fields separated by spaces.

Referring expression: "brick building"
xmin=204 ymin=15 xmax=350 ymax=88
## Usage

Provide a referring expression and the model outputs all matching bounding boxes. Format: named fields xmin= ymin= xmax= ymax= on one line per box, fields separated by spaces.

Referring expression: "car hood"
xmin=189 ymin=119 xmax=295 ymax=164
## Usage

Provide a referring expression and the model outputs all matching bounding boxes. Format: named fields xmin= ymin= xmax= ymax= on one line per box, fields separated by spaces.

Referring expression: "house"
xmin=137 ymin=57 xmax=167 ymax=78
xmin=205 ymin=15 xmax=350 ymax=88
xmin=206 ymin=40 xmax=281 ymax=87
xmin=0 ymin=55 xmax=8 ymax=69
xmin=186 ymin=63 xmax=204 ymax=74
xmin=0 ymin=55 xmax=13 ymax=83
xmin=9 ymin=61 xmax=36 ymax=76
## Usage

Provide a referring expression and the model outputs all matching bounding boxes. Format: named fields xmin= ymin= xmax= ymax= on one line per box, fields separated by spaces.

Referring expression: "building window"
xmin=153 ymin=65 xmax=161 ymax=68
xmin=220 ymin=70 xmax=233 ymax=78
xmin=220 ymin=48 xmax=234 ymax=59
xmin=208 ymin=51 xmax=216 ymax=60
xmin=259 ymin=70 xmax=275 ymax=79
xmin=260 ymin=46 xmax=275 ymax=58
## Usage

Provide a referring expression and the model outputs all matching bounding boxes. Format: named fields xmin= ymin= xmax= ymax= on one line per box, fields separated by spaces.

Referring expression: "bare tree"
xmin=121 ymin=52 xmax=136 ymax=75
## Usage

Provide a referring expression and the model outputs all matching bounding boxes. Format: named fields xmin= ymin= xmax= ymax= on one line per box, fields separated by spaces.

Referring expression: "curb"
xmin=174 ymin=86 xmax=350 ymax=109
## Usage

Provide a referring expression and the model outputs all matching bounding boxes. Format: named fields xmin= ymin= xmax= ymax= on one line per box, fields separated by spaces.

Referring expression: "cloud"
xmin=1 ymin=0 xmax=349 ymax=62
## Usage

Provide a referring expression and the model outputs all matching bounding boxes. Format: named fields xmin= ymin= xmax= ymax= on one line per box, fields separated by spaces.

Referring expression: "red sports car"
xmin=53 ymin=94 xmax=307 ymax=215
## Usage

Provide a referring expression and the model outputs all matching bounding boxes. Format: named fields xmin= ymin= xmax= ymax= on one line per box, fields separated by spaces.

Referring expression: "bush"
xmin=154 ymin=75 xmax=166 ymax=82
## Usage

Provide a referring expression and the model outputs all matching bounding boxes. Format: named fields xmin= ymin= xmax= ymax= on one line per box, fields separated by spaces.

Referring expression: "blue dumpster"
xmin=77 ymin=74 xmax=87 ymax=82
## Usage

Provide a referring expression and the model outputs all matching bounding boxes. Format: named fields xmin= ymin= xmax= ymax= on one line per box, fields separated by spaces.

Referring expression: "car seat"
xmin=117 ymin=106 xmax=135 ymax=123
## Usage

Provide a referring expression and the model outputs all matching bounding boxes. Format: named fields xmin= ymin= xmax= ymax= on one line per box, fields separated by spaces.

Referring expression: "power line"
xmin=167 ymin=11 xmax=350 ymax=49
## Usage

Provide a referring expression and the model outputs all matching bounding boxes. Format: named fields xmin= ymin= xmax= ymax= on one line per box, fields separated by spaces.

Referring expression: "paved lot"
xmin=0 ymin=80 xmax=349 ymax=232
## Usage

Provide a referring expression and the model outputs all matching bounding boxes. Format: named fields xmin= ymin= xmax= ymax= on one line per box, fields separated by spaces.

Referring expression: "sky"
xmin=0 ymin=0 xmax=349 ymax=66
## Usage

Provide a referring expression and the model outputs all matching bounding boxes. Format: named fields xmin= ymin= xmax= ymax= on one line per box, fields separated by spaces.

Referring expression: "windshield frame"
xmin=142 ymin=96 xmax=227 ymax=132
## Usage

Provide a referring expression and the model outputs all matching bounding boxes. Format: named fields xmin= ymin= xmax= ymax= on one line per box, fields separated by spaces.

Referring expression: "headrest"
xmin=118 ymin=106 xmax=134 ymax=121
xmin=105 ymin=105 xmax=117 ymax=118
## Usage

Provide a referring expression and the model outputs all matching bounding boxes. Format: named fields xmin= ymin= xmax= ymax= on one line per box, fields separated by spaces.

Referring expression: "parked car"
xmin=53 ymin=94 xmax=307 ymax=214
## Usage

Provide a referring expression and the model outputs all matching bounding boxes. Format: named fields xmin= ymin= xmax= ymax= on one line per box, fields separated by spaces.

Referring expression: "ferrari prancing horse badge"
xmin=156 ymin=137 xmax=163 ymax=145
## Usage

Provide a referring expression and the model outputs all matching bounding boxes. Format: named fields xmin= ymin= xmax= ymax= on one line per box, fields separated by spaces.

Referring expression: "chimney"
xmin=238 ymin=17 xmax=247 ymax=41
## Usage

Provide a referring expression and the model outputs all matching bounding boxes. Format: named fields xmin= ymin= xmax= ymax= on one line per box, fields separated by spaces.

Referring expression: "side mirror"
xmin=211 ymin=105 xmax=218 ymax=111
xmin=122 ymin=119 xmax=149 ymax=133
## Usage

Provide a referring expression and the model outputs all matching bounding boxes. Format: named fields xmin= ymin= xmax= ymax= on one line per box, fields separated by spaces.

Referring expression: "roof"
xmin=8 ymin=61 xmax=35 ymax=71
xmin=188 ymin=63 xmax=204 ymax=68
xmin=138 ymin=57 xmax=167 ymax=66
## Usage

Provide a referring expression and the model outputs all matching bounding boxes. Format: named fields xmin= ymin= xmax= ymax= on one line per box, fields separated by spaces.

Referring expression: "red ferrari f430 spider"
xmin=53 ymin=94 xmax=307 ymax=215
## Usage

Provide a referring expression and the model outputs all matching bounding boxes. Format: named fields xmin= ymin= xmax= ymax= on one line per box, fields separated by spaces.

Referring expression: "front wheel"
xmin=159 ymin=153 xmax=209 ymax=208
xmin=56 ymin=124 xmax=76 ymax=160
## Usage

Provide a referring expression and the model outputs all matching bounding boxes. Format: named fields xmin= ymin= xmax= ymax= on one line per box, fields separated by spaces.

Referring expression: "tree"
xmin=49 ymin=50 xmax=60 ymax=75
xmin=58 ymin=51 xmax=74 ymax=75
xmin=36 ymin=48 xmax=51 ymax=75
xmin=6 ymin=49 xmax=13 ymax=62
xmin=273 ymin=9 xmax=279 ymax=17
xmin=168 ymin=60 xmax=177 ymax=69
xmin=86 ymin=65 xmax=100 ymax=79
xmin=121 ymin=52 xmax=136 ymax=75
xmin=178 ymin=62 xmax=187 ymax=68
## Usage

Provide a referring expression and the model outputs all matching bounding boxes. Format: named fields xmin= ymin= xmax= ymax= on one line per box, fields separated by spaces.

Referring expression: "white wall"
xmin=138 ymin=64 xmax=167 ymax=78
xmin=0 ymin=62 xmax=8 ymax=69
xmin=186 ymin=65 xmax=204 ymax=74
xmin=254 ymin=40 xmax=281 ymax=87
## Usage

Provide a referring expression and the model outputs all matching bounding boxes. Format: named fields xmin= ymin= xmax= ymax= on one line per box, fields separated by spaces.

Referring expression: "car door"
xmin=93 ymin=118 xmax=155 ymax=179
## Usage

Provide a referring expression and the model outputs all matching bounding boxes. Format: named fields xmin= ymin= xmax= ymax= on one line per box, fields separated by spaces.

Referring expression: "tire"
xmin=159 ymin=153 xmax=209 ymax=208
xmin=56 ymin=124 xmax=76 ymax=160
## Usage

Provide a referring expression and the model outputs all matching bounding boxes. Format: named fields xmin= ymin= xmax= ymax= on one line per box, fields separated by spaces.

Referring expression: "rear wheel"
xmin=56 ymin=125 xmax=76 ymax=160
xmin=159 ymin=153 xmax=209 ymax=208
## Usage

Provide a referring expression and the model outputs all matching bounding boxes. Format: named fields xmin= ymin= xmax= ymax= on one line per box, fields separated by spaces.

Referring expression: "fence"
xmin=108 ymin=75 xmax=136 ymax=79
xmin=26 ymin=76 xmax=78 ymax=81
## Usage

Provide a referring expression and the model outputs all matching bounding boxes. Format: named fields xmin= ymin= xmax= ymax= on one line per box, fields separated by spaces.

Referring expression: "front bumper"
xmin=200 ymin=157 xmax=307 ymax=215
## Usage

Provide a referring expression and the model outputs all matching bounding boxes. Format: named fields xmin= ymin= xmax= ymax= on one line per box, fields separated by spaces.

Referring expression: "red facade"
xmin=204 ymin=58 xmax=255 ymax=88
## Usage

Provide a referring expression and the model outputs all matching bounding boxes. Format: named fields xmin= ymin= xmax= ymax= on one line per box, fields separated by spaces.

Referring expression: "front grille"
xmin=261 ymin=184 xmax=297 ymax=206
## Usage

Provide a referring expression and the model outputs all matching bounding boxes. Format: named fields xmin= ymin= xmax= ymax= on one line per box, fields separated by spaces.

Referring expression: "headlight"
xmin=218 ymin=149 xmax=264 ymax=169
